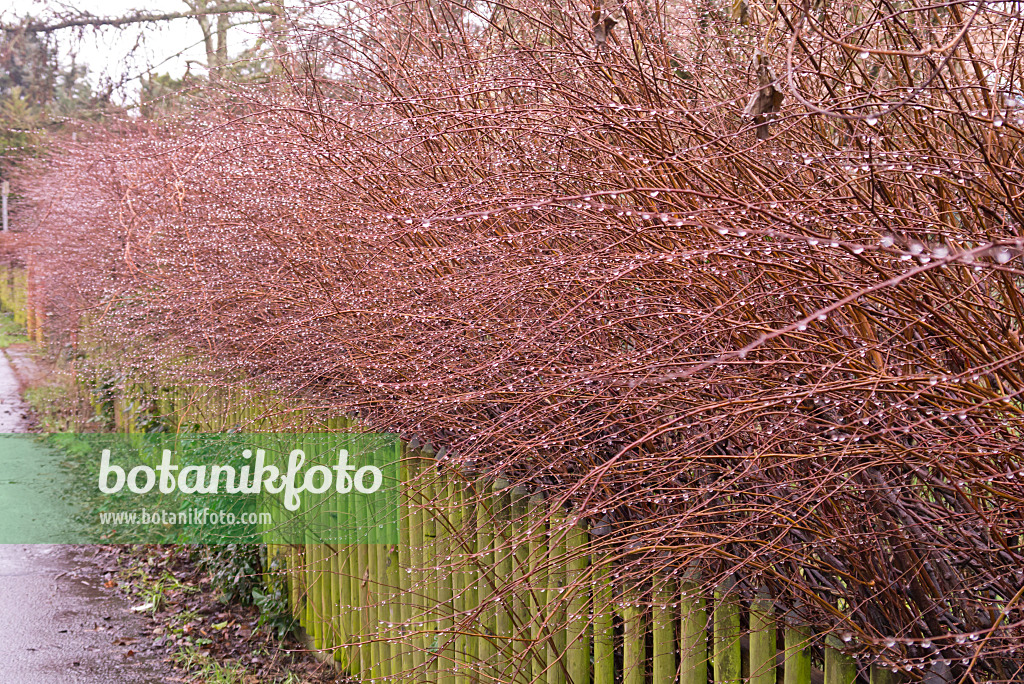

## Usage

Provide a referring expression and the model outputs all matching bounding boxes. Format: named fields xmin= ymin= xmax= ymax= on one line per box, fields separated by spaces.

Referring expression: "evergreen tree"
xmin=1 ymin=18 xmax=99 ymax=173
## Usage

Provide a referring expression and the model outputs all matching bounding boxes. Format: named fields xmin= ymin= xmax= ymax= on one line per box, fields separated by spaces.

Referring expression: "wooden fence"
xmin=109 ymin=380 xmax=901 ymax=684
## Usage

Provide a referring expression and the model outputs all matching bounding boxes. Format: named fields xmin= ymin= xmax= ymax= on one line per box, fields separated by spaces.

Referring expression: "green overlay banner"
xmin=0 ymin=433 xmax=401 ymax=544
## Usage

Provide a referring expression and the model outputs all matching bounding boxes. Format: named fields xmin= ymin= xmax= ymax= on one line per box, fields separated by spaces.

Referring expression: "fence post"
xmin=870 ymin=664 xmax=897 ymax=684
xmin=455 ymin=478 xmax=476 ymax=684
xmin=750 ymin=588 xmax=777 ymax=684
xmin=437 ymin=472 xmax=457 ymax=684
xmin=398 ymin=451 xmax=414 ymax=677
xmin=422 ymin=456 xmax=439 ymax=684
xmin=652 ymin=572 xmax=677 ymax=684
xmin=783 ymin=616 xmax=812 ymax=684
xmin=546 ymin=504 xmax=567 ymax=684
xmin=592 ymin=558 xmax=615 ymax=684
xmin=679 ymin=573 xmax=708 ymax=684
xmin=528 ymin=492 xmax=550 ymax=683
xmin=511 ymin=485 xmax=532 ymax=684
xmin=565 ymin=519 xmax=591 ymax=684
xmin=713 ymin=575 xmax=742 ymax=684
xmin=824 ymin=636 xmax=857 ymax=684
xmin=620 ymin=581 xmax=646 ymax=684
xmin=476 ymin=477 xmax=496 ymax=682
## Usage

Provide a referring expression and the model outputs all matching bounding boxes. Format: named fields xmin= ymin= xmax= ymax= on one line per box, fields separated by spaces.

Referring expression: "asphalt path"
xmin=0 ymin=349 xmax=177 ymax=683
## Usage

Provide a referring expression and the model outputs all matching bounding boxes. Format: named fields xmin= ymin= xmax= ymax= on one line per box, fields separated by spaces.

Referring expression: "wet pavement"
xmin=0 ymin=545 xmax=176 ymax=683
xmin=0 ymin=349 xmax=178 ymax=683
xmin=0 ymin=347 xmax=31 ymax=432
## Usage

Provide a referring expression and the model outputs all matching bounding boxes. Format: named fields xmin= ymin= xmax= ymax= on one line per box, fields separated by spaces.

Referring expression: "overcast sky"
xmin=5 ymin=0 xmax=262 ymax=102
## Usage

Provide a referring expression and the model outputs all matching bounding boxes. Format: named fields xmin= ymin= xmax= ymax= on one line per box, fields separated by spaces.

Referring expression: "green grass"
xmin=0 ymin=311 xmax=27 ymax=347
xmin=171 ymin=645 xmax=248 ymax=683
xmin=171 ymin=644 xmax=308 ymax=683
xmin=120 ymin=567 xmax=199 ymax=615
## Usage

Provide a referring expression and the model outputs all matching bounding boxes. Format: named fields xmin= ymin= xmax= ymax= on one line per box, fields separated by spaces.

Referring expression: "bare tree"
xmin=0 ymin=1 xmax=285 ymax=78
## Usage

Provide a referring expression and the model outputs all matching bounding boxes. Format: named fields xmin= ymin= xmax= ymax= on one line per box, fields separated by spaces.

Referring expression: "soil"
xmin=107 ymin=545 xmax=351 ymax=684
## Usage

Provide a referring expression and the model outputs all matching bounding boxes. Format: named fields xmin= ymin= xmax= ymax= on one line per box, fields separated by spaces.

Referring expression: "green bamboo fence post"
xmin=870 ymin=665 xmax=897 ymax=684
xmin=370 ymin=448 xmax=389 ymax=681
xmin=783 ymin=618 xmax=812 ymax=684
xmin=312 ymin=435 xmax=329 ymax=653
xmin=386 ymin=458 xmax=403 ymax=682
xmin=422 ymin=454 xmax=439 ymax=684
xmin=331 ymin=424 xmax=350 ymax=669
xmin=327 ymin=544 xmax=340 ymax=653
xmin=824 ymin=636 xmax=857 ymax=684
xmin=308 ymin=434 xmax=327 ymax=651
xmin=528 ymin=492 xmax=549 ymax=683
xmin=714 ymin=576 xmax=741 ymax=684
xmin=511 ymin=485 xmax=532 ymax=684
xmin=475 ymin=476 xmax=496 ymax=684
xmin=356 ymin=464 xmax=372 ymax=680
xmin=464 ymin=481 xmax=479 ymax=684
xmin=399 ymin=449 xmax=415 ymax=679
xmin=546 ymin=504 xmax=567 ymax=684
xmin=620 ymin=582 xmax=646 ymax=684
xmin=750 ymin=589 xmax=777 ymax=684
xmin=288 ymin=546 xmax=301 ymax=624
xmin=450 ymin=474 xmax=469 ymax=684
xmin=652 ymin=573 xmax=676 ymax=684
xmin=348 ymin=440 xmax=364 ymax=677
xmin=322 ymin=510 xmax=338 ymax=655
xmin=373 ymin=450 xmax=391 ymax=681
xmin=454 ymin=476 xmax=476 ymax=684
xmin=300 ymin=435 xmax=313 ymax=642
xmin=296 ymin=541 xmax=308 ymax=632
xmin=437 ymin=470 xmax=457 ymax=684
xmin=335 ymin=540 xmax=352 ymax=670
xmin=368 ymin=438 xmax=385 ymax=679
xmin=409 ymin=455 xmax=427 ymax=682
xmin=331 ymin=428 xmax=347 ymax=668
xmin=493 ymin=477 xmax=514 ymax=683
xmin=680 ymin=574 xmax=708 ymax=684
xmin=294 ymin=541 xmax=308 ymax=631
xmin=302 ymin=426 xmax=318 ymax=640
xmin=565 ymin=519 xmax=590 ymax=684
xmin=592 ymin=558 xmax=615 ymax=684
xmin=320 ymin=437 xmax=337 ymax=654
